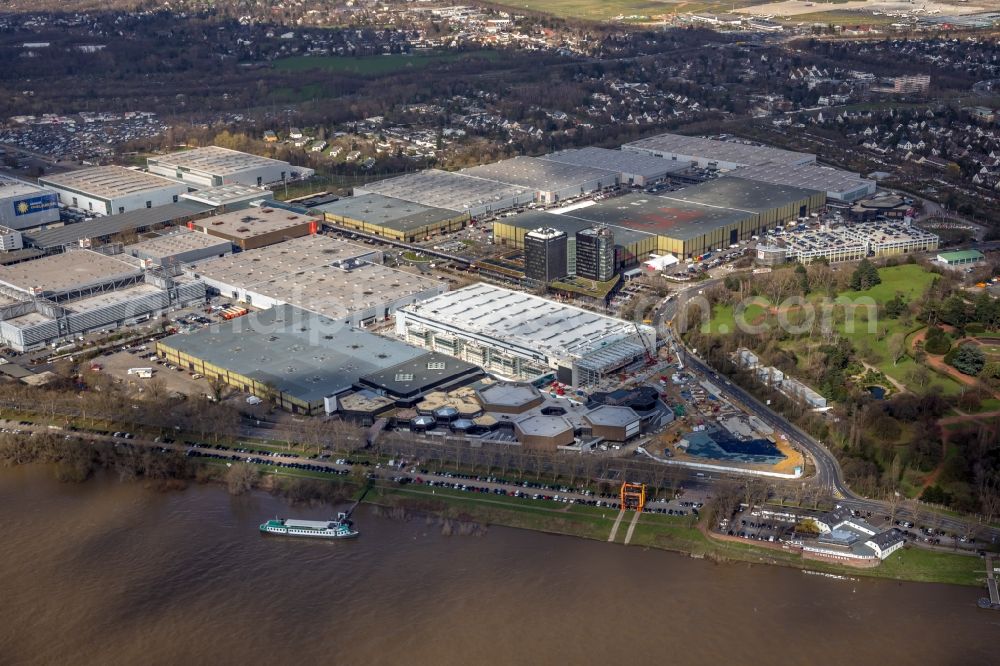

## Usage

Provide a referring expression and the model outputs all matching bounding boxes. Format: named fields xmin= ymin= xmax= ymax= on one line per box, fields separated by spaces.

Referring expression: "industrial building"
xmin=147 ymin=146 xmax=314 ymax=188
xmin=0 ymin=249 xmax=205 ymax=351
xmin=355 ymin=352 xmax=484 ymax=406
xmin=541 ymin=147 xmax=685 ymax=187
xmin=623 ymin=133 xmax=815 ymax=170
xmin=731 ymin=162 xmax=876 ymax=203
xmin=191 ymin=206 xmax=318 ymax=250
xmin=462 ymin=156 xmax=618 ymax=204
xmin=179 ymin=183 xmax=272 ymax=210
xmin=0 ymin=176 xmax=60 ymax=230
xmin=0 ymin=226 xmax=24 ymax=252
xmin=583 ymin=405 xmax=641 ymax=442
xmin=937 ymin=249 xmax=986 ymax=268
xmin=155 ymin=304 xmax=425 ymax=415
xmin=38 ymin=166 xmax=188 ymax=217
xmin=553 ymin=179 xmax=823 ymax=260
xmin=186 ymin=234 xmax=444 ymax=325
xmin=315 ymin=193 xmax=469 ymax=242
xmin=396 ymin=283 xmax=656 ymax=387
xmin=514 ymin=414 xmax=576 ymax=449
xmin=125 ymin=228 xmax=233 ymax=267
xmin=524 ymin=228 xmax=568 ymax=283
xmin=22 ymin=201 xmax=213 ymax=253
xmin=355 ymin=169 xmax=533 ymax=218
xmin=576 ymin=226 xmax=615 ymax=282
xmin=848 ymin=195 xmax=911 ymax=221
xmin=845 ymin=222 xmax=939 ymax=256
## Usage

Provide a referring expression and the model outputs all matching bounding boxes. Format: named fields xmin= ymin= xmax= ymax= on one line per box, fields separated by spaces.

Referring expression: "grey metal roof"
xmin=158 ymin=304 xmax=424 ymax=405
xmin=24 ymin=201 xmax=212 ymax=250
xmin=358 ymin=351 xmax=481 ymax=398
xmin=316 ymin=193 xmax=465 ymax=232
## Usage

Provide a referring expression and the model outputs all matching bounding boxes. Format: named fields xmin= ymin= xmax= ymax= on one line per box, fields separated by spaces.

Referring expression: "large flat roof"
xmin=180 ymin=183 xmax=272 ymax=207
xmin=402 ymin=283 xmax=649 ymax=363
xmin=39 ymin=166 xmax=184 ymax=200
xmin=187 ymin=234 xmax=375 ymax=285
xmin=188 ymin=234 xmax=442 ymax=320
xmin=357 ymin=169 xmax=530 ymax=213
xmin=127 ymin=228 xmax=233 ymax=260
xmin=500 ymin=209 xmax=656 ymax=248
xmin=23 ymin=201 xmax=211 ymax=250
xmin=0 ymin=175 xmax=53 ymax=200
xmin=624 ymin=132 xmax=815 ymax=167
xmin=558 ymin=192 xmax=752 ymax=241
xmin=541 ymin=147 xmax=687 ymax=179
xmin=158 ymin=305 xmax=425 ymax=403
xmin=316 ymin=193 xmax=464 ymax=232
xmin=194 ymin=206 xmax=314 ymax=240
xmin=149 ymin=146 xmax=294 ymax=176
xmin=461 ymin=156 xmax=617 ymax=192
xmin=359 ymin=351 xmax=481 ymax=397
xmin=0 ymin=249 xmax=141 ymax=296
xmin=731 ymin=162 xmax=874 ymax=197
xmin=656 ymin=177 xmax=820 ymax=213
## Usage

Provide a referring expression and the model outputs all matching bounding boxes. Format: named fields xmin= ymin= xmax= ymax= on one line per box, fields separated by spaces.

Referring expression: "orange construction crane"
xmin=620 ymin=482 xmax=646 ymax=512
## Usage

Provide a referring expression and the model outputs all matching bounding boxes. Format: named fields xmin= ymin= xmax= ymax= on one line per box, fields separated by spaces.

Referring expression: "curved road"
xmin=658 ymin=282 xmax=1000 ymax=544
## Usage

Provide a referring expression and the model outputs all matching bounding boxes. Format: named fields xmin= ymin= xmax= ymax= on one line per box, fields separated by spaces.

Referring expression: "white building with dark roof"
xmin=39 ymin=166 xmax=187 ymax=217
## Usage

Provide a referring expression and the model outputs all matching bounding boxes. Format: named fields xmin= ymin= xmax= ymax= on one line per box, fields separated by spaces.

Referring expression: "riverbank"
xmin=364 ymin=480 xmax=987 ymax=588
xmin=0 ymin=432 xmax=986 ymax=589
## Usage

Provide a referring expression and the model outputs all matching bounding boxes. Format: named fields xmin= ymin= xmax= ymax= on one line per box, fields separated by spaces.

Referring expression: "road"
xmin=656 ymin=281 xmax=1000 ymax=546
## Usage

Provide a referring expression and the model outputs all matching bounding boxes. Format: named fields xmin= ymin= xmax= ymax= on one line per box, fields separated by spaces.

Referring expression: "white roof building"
xmin=147 ymin=146 xmax=315 ymax=188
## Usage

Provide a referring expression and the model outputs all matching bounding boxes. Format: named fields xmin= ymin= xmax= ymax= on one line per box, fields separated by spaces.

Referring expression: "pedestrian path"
xmin=607 ymin=509 xmax=626 ymax=542
xmin=623 ymin=510 xmax=642 ymax=545
xmin=987 ymin=554 xmax=999 ymax=604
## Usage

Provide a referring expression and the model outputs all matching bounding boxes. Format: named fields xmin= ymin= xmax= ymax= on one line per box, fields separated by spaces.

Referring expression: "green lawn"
xmin=483 ymin=0 xmax=759 ymax=21
xmin=836 ymin=264 xmax=936 ymax=305
xmin=273 ymin=50 xmax=500 ymax=76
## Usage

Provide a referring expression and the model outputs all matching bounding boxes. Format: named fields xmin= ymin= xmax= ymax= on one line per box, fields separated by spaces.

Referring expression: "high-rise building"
xmin=576 ymin=226 xmax=615 ymax=282
xmin=524 ymin=227 xmax=567 ymax=283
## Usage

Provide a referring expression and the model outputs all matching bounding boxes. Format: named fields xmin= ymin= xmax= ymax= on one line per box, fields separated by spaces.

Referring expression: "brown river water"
xmin=1 ymin=465 xmax=997 ymax=666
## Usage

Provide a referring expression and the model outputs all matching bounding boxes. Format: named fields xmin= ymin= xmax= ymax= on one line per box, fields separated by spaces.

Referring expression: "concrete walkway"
xmin=623 ymin=510 xmax=642 ymax=545
xmin=607 ymin=509 xmax=626 ymax=542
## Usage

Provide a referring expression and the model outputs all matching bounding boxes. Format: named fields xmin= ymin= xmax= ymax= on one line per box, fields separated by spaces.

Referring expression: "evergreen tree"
xmin=850 ymin=259 xmax=881 ymax=291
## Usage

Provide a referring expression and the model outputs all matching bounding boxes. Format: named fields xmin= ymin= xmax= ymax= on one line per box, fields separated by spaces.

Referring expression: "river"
xmin=1 ymin=465 xmax=996 ymax=665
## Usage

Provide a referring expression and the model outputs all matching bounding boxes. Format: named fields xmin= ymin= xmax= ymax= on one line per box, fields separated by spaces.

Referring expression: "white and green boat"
xmin=259 ymin=513 xmax=358 ymax=539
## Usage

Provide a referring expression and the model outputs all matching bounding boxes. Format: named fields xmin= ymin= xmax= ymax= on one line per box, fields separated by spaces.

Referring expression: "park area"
xmin=705 ymin=264 xmax=963 ymax=396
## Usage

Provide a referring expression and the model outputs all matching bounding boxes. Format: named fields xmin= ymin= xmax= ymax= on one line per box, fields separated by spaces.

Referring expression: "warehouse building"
xmin=0 ymin=176 xmax=60 ymax=230
xmin=492 ymin=209 xmax=658 ymax=270
xmin=937 ymin=249 xmax=986 ymax=268
xmin=355 ymin=352 xmax=484 ymax=406
xmin=396 ymin=283 xmax=656 ymax=387
xmin=125 ymin=228 xmax=232 ymax=267
xmin=547 ymin=179 xmax=823 ymax=260
xmin=186 ymin=234 xmax=444 ymax=325
xmin=355 ymin=169 xmax=533 ymax=218
xmin=180 ymin=183 xmax=272 ymax=210
xmin=191 ymin=206 xmax=318 ymax=250
xmin=155 ymin=304 xmax=424 ymax=415
xmin=315 ymin=193 xmax=469 ymax=242
xmin=147 ymin=146 xmax=314 ymax=188
xmin=623 ymin=133 xmax=815 ymax=170
xmin=0 ymin=249 xmax=205 ymax=351
xmin=541 ymin=147 xmax=685 ymax=188
xmin=462 ymin=156 xmax=618 ymax=204
xmin=845 ymin=222 xmax=939 ymax=256
xmin=23 ymin=201 xmax=213 ymax=253
xmin=39 ymin=166 xmax=188 ymax=217
xmin=731 ymin=162 xmax=876 ymax=203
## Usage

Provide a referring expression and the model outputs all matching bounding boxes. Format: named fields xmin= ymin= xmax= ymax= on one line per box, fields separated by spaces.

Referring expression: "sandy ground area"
xmin=736 ymin=0 xmax=992 ymax=17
